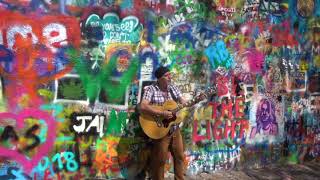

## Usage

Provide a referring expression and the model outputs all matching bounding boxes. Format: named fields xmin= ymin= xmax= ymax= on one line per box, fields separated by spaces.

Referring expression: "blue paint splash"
xmin=204 ymin=40 xmax=234 ymax=70
xmin=120 ymin=0 xmax=133 ymax=11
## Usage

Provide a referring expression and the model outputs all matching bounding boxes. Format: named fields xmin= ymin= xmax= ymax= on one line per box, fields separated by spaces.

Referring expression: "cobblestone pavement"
xmin=165 ymin=161 xmax=320 ymax=180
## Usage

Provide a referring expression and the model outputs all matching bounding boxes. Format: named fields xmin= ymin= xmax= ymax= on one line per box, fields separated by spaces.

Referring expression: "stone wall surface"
xmin=0 ymin=0 xmax=319 ymax=179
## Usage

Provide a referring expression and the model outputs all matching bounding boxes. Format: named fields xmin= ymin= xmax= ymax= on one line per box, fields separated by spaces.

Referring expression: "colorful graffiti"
xmin=0 ymin=0 xmax=319 ymax=179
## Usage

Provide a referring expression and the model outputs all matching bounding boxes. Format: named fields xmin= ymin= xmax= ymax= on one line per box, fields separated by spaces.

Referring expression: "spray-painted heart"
xmin=85 ymin=13 xmax=143 ymax=44
xmin=0 ymin=108 xmax=56 ymax=173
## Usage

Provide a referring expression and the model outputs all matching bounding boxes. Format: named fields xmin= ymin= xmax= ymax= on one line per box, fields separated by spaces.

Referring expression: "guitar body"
xmin=139 ymin=100 xmax=185 ymax=139
xmin=139 ymin=85 xmax=216 ymax=139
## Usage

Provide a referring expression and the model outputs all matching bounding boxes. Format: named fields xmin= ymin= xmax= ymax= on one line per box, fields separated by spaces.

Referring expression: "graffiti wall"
xmin=0 ymin=0 xmax=319 ymax=179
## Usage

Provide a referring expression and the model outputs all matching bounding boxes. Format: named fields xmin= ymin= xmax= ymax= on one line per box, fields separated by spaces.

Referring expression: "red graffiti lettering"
xmin=213 ymin=119 xmax=223 ymax=140
xmin=209 ymin=97 xmax=246 ymax=120
xmin=192 ymin=120 xmax=211 ymax=142
xmin=235 ymin=97 xmax=245 ymax=118
xmin=0 ymin=10 xmax=80 ymax=51
xmin=192 ymin=119 xmax=249 ymax=142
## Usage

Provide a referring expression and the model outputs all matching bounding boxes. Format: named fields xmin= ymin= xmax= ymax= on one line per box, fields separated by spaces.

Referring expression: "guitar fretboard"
xmin=173 ymin=86 xmax=216 ymax=113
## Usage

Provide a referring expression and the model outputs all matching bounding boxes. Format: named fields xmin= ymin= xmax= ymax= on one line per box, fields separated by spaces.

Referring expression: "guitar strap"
xmin=168 ymin=85 xmax=181 ymax=134
xmin=169 ymin=86 xmax=179 ymax=102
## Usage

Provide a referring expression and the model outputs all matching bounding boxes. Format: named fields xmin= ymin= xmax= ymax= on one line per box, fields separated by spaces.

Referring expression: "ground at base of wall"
xmin=165 ymin=161 xmax=320 ymax=180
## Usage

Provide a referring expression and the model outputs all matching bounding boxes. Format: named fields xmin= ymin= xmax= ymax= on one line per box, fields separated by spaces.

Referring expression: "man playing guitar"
xmin=139 ymin=66 xmax=212 ymax=180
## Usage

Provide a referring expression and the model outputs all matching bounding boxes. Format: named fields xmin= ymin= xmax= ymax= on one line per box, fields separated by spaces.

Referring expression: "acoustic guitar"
xmin=139 ymin=86 xmax=216 ymax=139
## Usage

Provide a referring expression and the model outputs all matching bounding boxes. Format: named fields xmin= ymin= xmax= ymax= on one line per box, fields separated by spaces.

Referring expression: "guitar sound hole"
xmin=162 ymin=115 xmax=177 ymax=127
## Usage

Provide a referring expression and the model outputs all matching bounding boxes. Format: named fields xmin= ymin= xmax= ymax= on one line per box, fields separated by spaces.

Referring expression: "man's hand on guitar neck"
xmin=181 ymin=92 xmax=208 ymax=108
xmin=198 ymin=92 xmax=208 ymax=101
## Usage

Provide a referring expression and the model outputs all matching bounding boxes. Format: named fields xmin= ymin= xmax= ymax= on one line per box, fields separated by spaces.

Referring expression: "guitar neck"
xmin=173 ymin=98 xmax=199 ymax=113
xmin=173 ymin=86 xmax=216 ymax=113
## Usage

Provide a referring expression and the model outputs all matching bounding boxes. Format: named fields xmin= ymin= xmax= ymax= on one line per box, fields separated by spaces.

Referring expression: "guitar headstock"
xmin=206 ymin=85 xmax=217 ymax=96
xmin=194 ymin=85 xmax=217 ymax=103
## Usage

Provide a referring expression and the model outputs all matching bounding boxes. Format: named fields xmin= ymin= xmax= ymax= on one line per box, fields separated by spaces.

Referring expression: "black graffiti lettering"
xmin=0 ymin=126 xmax=19 ymax=142
xmin=24 ymin=124 xmax=41 ymax=151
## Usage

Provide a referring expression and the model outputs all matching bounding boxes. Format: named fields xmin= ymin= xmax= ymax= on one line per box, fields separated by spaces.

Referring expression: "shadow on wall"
xmin=116 ymin=111 xmax=152 ymax=180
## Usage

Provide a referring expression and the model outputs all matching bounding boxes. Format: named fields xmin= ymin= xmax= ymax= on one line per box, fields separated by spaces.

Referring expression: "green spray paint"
xmin=67 ymin=48 xmax=99 ymax=103
xmin=175 ymin=0 xmax=209 ymax=20
xmin=67 ymin=48 xmax=139 ymax=103
xmin=288 ymin=152 xmax=299 ymax=164
xmin=96 ymin=138 xmax=107 ymax=152
xmin=60 ymin=79 xmax=86 ymax=100
xmin=106 ymin=109 xmax=127 ymax=136
xmin=191 ymin=52 xmax=205 ymax=78
xmin=287 ymin=144 xmax=299 ymax=164
xmin=38 ymin=89 xmax=54 ymax=101
xmin=100 ymin=55 xmax=139 ymax=102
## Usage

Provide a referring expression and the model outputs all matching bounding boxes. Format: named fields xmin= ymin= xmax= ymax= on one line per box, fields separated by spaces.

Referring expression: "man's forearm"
xmin=140 ymin=103 xmax=163 ymax=116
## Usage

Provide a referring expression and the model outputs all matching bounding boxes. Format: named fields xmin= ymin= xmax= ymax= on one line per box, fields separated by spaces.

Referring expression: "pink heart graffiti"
xmin=0 ymin=108 xmax=56 ymax=173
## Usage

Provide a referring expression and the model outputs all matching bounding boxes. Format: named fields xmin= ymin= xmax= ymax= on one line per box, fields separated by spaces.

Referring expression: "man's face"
xmin=163 ymin=72 xmax=171 ymax=81
xmin=159 ymin=72 xmax=172 ymax=85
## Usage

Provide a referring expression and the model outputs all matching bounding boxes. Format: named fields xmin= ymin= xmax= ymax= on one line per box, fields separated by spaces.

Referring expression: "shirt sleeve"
xmin=170 ymin=85 xmax=182 ymax=100
xmin=142 ymin=85 xmax=154 ymax=102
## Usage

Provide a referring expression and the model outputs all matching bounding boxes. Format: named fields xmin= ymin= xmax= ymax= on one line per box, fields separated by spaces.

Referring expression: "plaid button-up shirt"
xmin=142 ymin=83 xmax=182 ymax=105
